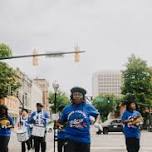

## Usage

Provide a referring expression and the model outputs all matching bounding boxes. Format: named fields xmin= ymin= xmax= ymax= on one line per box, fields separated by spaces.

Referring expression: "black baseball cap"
xmin=21 ymin=108 xmax=28 ymax=113
xmin=36 ymin=103 xmax=43 ymax=107
xmin=71 ymin=87 xmax=87 ymax=95
xmin=0 ymin=104 xmax=8 ymax=110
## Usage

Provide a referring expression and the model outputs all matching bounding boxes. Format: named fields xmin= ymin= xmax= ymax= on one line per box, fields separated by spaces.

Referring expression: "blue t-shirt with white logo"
xmin=60 ymin=102 xmax=99 ymax=144
xmin=121 ymin=110 xmax=141 ymax=139
xmin=19 ymin=116 xmax=31 ymax=135
xmin=29 ymin=111 xmax=49 ymax=127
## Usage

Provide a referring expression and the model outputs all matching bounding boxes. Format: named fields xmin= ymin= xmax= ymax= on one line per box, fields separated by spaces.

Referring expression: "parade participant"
xmin=58 ymin=87 xmax=99 ymax=152
xmin=29 ymin=123 xmax=34 ymax=149
xmin=121 ymin=98 xmax=143 ymax=152
xmin=17 ymin=109 xmax=31 ymax=152
xmin=0 ymin=104 xmax=14 ymax=152
xmin=94 ymin=115 xmax=103 ymax=135
xmin=28 ymin=111 xmax=34 ymax=149
xmin=56 ymin=105 xmax=66 ymax=152
xmin=29 ymin=103 xmax=49 ymax=152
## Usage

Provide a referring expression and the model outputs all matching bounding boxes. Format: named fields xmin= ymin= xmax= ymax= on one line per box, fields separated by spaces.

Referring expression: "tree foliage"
xmin=0 ymin=43 xmax=21 ymax=98
xmin=121 ymin=54 xmax=152 ymax=105
xmin=92 ymin=94 xmax=119 ymax=121
xmin=49 ymin=90 xmax=70 ymax=113
xmin=0 ymin=43 xmax=12 ymax=57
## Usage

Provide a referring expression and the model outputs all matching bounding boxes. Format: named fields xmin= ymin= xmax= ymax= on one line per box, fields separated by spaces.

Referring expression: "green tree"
xmin=92 ymin=94 xmax=117 ymax=121
xmin=121 ymin=54 xmax=152 ymax=105
xmin=0 ymin=43 xmax=21 ymax=98
xmin=0 ymin=43 xmax=12 ymax=57
xmin=49 ymin=90 xmax=69 ymax=113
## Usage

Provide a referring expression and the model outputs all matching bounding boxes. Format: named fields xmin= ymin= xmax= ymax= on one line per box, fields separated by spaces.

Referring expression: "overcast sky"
xmin=1 ymin=0 xmax=152 ymax=95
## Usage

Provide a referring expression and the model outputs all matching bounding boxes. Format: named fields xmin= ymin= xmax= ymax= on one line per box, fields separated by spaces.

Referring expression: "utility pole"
xmin=52 ymin=81 xmax=59 ymax=152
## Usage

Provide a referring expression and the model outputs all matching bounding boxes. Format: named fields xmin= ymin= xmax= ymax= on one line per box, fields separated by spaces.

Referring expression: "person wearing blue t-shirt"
xmin=58 ymin=87 xmax=99 ymax=152
xmin=29 ymin=103 xmax=49 ymax=152
xmin=0 ymin=104 xmax=14 ymax=152
xmin=121 ymin=99 xmax=143 ymax=152
xmin=17 ymin=108 xmax=31 ymax=152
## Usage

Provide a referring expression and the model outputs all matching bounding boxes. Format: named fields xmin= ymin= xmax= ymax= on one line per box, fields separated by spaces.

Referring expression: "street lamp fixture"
xmin=52 ymin=81 xmax=59 ymax=94
xmin=52 ymin=81 xmax=59 ymax=114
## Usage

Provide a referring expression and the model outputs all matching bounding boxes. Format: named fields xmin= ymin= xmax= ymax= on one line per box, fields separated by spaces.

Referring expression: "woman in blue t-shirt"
xmin=121 ymin=98 xmax=143 ymax=152
xmin=0 ymin=104 xmax=14 ymax=152
xmin=58 ymin=87 xmax=99 ymax=152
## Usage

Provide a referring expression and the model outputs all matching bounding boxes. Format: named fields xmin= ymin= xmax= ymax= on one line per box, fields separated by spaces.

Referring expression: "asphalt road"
xmin=9 ymin=127 xmax=152 ymax=152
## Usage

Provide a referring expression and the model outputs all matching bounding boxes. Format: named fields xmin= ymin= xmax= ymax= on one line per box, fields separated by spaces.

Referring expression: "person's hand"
xmin=6 ymin=122 xmax=10 ymax=126
xmin=33 ymin=115 xmax=37 ymax=120
xmin=94 ymin=123 xmax=100 ymax=128
xmin=89 ymin=116 xmax=95 ymax=124
xmin=130 ymin=118 xmax=134 ymax=122
xmin=54 ymin=121 xmax=63 ymax=129
xmin=128 ymin=122 xmax=133 ymax=125
xmin=29 ymin=124 xmax=33 ymax=128
xmin=1 ymin=125 xmax=8 ymax=128
xmin=18 ymin=125 xmax=21 ymax=129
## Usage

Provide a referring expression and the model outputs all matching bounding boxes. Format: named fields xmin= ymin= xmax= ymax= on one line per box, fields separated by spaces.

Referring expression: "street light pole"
xmin=52 ymin=81 xmax=59 ymax=152
xmin=54 ymin=92 xmax=57 ymax=114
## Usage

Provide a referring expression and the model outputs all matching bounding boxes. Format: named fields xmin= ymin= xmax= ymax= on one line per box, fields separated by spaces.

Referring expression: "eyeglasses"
xmin=72 ymin=92 xmax=83 ymax=97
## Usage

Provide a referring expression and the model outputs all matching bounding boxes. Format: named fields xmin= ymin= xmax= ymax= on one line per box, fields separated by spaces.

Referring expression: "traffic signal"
xmin=74 ymin=46 xmax=80 ymax=62
xmin=32 ymin=49 xmax=39 ymax=66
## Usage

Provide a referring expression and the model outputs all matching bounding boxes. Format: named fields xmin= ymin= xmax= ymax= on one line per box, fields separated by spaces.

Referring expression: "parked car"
xmin=101 ymin=119 xmax=123 ymax=134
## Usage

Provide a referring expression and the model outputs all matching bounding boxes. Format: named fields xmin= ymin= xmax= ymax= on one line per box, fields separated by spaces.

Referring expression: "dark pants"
xmin=126 ymin=138 xmax=140 ymax=152
xmin=21 ymin=139 xmax=31 ymax=152
xmin=29 ymin=135 xmax=34 ymax=149
xmin=34 ymin=136 xmax=46 ymax=152
xmin=57 ymin=139 xmax=65 ymax=152
xmin=0 ymin=136 xmax=10 ymax=152
xmin=64 ymin=140 xmax=90 ymax=152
